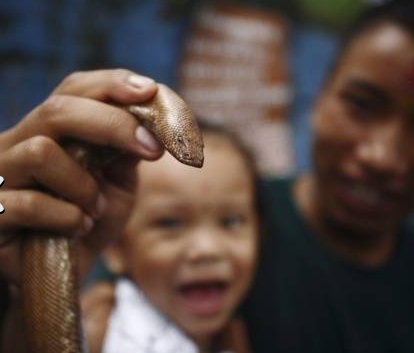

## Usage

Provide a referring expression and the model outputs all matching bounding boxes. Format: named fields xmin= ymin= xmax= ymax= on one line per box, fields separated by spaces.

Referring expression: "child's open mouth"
xmin=177 ymin=280 xmax=230 ymax=317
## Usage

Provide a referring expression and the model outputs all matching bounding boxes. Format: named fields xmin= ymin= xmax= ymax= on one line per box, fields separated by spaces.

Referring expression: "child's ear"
xmin=103 ymin=242 xmax=127 ymax=275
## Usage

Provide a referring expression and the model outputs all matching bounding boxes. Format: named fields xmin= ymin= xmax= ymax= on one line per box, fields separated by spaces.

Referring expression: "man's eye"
xmin=341 ymin=92 xmax=380 ymax=118
xmin=220 ymin=214 xmax=245 ymax=229
xmin=154 ymin=218 xmax=183 ymax=229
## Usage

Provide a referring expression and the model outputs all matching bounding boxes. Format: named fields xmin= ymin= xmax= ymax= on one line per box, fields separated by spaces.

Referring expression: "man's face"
xmin=312 ymin=23 xmax=414 ymax=235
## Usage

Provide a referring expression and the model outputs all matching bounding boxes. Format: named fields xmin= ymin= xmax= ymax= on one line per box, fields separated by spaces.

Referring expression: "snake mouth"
xmin=163 ymin=135 xmax=204 ymax=168
xmin=163 ymin=146 xmax=204 ymax=168
xmin=178 ymin=154 xmax=204 ymax=168
xmin=167 ymin=146 xmax=203 ymax=168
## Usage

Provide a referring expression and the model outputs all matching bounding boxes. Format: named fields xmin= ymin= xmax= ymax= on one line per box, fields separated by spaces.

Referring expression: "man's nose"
xmin=355 ymin=123 xmax=408 ymax=176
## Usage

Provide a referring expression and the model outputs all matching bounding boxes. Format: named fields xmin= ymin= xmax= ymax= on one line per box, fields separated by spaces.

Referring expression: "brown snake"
xmin=21 ymin=84 xmax=204 ymax=353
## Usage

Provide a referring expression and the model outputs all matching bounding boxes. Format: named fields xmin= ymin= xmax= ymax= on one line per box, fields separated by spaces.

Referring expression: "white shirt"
xmin=102 ymin=279 xmax=199 ymax=353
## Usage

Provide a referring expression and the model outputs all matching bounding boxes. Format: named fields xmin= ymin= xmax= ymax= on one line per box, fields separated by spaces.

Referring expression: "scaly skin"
xmin=22 ymin=84 xmax=204 ymax=353
xmin=129 ymin=84 xmax=204 ymax=168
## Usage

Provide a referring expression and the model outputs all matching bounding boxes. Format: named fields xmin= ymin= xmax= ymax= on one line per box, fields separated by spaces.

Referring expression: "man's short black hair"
xmin=326 ymin=0 xmax=414 ymax=82
xmin=342 ymin=0 xmax=414 ymax=48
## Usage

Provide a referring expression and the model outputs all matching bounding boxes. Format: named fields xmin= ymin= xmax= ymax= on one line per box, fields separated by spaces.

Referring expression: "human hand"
xmin=0 ymin=69 xmax=164 ymax=284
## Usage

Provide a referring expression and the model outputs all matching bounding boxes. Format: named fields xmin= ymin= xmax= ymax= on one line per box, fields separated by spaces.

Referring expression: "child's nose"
xmin=184 ymin=227 xmax=225 ymax=264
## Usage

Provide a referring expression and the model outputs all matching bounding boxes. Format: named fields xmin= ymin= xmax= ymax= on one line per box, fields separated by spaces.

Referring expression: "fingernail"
xmin=127 ymin=75 xmax=155 ymax=89
xmin=135 ymin=126 xmax=162 ymax=152
xmin=75 ymin=216 xmax=94 ymax=237
xmin=95 ymin=194 xmax=107 ymax=217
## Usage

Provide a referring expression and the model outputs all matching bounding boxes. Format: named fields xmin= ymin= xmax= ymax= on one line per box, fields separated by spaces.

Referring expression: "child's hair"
xmin=197 ymin=119 xmax=258 ymax=179
xmin=196 ymin=118 xmax=265 ymax=234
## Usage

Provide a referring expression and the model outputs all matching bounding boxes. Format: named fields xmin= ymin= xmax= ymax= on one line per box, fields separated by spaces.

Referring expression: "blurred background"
xmin=0 ymin=0 xmax=386 ymax=174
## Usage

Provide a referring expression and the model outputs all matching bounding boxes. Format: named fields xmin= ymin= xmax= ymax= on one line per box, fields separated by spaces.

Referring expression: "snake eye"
xmin=178 ymin=135 xmax=184 ymax=143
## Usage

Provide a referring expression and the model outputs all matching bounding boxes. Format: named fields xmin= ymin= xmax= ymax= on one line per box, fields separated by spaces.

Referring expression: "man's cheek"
xmin=313 ymin=140 xmax=346 ymax=171
xmin=0 ymin=176 xmax=4 ymax=213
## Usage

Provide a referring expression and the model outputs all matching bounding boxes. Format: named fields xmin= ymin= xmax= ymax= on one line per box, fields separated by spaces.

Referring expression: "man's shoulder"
xmin=257 ymin=176 xmax=305 ymax=236
xmin=257 ymin=176 xmax=295 ymax=217
xmin=404 ymin=217 xmax=414 ymax=235
xmin=258 ymin=176 xmax=295 ymax=196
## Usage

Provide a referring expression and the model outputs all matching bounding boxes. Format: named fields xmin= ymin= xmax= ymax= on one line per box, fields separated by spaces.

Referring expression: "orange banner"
xmin=179 ymin=2 xmax=294 ymax=175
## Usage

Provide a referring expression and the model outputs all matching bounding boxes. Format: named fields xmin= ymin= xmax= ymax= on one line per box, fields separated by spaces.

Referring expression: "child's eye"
xmin=219 ymin=214 xmax=245 ymax=229
xmin=154 ymin=217 xmax=184 ymax=229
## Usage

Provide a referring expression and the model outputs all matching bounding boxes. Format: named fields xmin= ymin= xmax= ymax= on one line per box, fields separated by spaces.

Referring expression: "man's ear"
xmin=310 ymin=92 xmax=328 ymax=132
xmin=103 ymin=241 xmax=127 ymax=275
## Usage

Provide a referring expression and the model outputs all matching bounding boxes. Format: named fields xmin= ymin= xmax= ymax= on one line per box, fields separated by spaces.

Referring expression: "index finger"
xmin=38 ymin=95 xmax=164 ymax=159
xmin=52 ymin=69 xmax=158 ymax=105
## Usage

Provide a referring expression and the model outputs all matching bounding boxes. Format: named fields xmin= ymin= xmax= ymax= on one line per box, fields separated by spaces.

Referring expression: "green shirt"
xmin=243 ymin=177 xmax=414 ymax=353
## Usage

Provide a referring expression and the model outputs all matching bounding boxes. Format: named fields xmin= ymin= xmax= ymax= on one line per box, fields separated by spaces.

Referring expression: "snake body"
xmin=21 ymin=84 xmax=204 ymax=353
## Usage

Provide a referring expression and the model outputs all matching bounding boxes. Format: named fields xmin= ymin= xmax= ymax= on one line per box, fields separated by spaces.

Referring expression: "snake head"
xmin=128 ymin=84 xmax=204 ymax=168
xmin=152 ymin=84 xmax=204 ymax=168
xmin=168 ymin=127 xmax=204 ymax=168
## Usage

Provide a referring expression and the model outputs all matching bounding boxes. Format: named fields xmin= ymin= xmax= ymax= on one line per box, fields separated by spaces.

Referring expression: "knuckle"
xmin=66 ymin=206 xmax=85 ymax=230
xmin=106 ymin=109 xmax=126 ymax=133
xmin=112 ymin=68 xmax=132 ymax=81
xmin=39 ymin=95 xmax=66 ymax=119
xmin=61 ymin=71 xmax=85 ymax=87
xmin=24 ymin=136 xmax=57 ymax=166
xmin=17 ymin=192 xmax=40 ymax=220
xmin=77 ymin=176 xmax=99 ymax=206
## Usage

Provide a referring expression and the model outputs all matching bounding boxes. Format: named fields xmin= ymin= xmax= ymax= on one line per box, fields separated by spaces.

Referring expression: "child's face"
xmin=119 ymin=133 xmax=258 ymax=341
